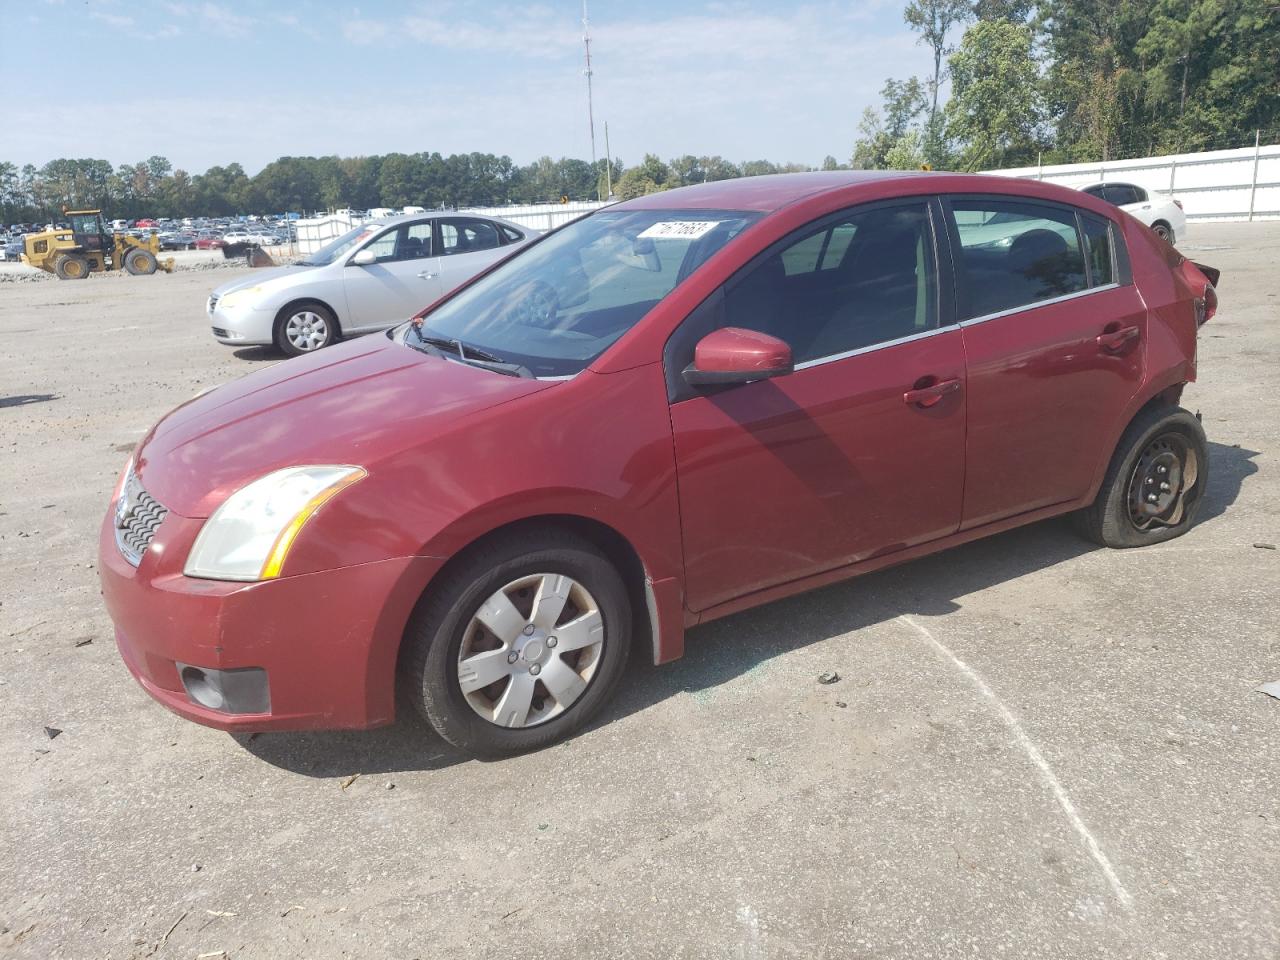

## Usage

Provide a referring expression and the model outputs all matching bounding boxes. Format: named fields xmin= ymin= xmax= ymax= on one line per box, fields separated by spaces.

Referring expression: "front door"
xmin=342 ymin=220 xmax=442 ymax=331
xmin=943 ymin=196 xmax=1146 ymax=529
xmin=667 ymin=200 xmax=967 ymax=613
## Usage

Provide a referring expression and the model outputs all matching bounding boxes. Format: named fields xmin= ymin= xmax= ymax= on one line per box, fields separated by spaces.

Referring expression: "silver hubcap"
xmin=285 ymin=311 xmax=329 ymax=350
xmin=457 ymin=573 xmax=605 ymax=729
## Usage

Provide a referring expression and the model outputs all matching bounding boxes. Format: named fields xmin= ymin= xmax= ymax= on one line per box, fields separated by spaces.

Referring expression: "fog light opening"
xmin=180 ymin=665 xmax=226 ymax=710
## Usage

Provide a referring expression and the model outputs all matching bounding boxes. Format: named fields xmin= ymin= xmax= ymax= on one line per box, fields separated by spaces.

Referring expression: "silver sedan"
xmin=207 ymin=213 xmax=538 ymax=356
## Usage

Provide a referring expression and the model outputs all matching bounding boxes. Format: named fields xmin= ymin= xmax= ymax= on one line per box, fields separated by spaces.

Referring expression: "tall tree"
xmin=904 ymin=0 xmax=972 ymax=160
xmin=946 ymin=19 xmax=1045 ymax=170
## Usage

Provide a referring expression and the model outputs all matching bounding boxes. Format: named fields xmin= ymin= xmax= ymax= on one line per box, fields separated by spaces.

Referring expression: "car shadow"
xmin=231 ymin=346 xmax=282 ymax=363
xmin=235 ymin=440 xmax=1258 ymax=774
xmin=232 ymin=709 xmax=467 ymax=777
xmin=1 ymin=393 xmax=58 ymax=409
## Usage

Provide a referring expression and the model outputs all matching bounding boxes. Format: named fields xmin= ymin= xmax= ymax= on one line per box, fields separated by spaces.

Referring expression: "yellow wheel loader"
xmin=21 ymin=210 xmax=175 ymax=279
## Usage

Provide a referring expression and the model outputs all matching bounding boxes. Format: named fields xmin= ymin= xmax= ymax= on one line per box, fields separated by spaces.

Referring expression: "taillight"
xmin=1203 ymin=284 xmax=1217 ymax=324
xmin=1173 ymin=199 xmax=1184 ymax=210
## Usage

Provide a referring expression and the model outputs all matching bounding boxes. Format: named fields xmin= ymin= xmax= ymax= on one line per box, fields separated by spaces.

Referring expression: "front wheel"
xmin=403 ymin=531 xmax=632 ymax=757
xmin=1152 ymin=222 xmax=1175 ymax=244
xmin=1075 ymin=404 xmax=1208 ymax=548
xmin=124 ymin=249 xmax=158 ymax=275
xmin=276 ymin=303 xmax=337 ymax=356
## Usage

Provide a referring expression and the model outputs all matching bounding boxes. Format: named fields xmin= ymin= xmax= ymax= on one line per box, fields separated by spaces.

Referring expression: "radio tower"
xmin=582 ymin=0 xmax=599 ymax=198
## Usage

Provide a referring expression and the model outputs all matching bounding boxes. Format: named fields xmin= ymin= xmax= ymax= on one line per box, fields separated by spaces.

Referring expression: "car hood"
xmin=211 ymin=264 xmax=312 ymax=296
xmin=135 ymin=337 xmax=556 ymax=518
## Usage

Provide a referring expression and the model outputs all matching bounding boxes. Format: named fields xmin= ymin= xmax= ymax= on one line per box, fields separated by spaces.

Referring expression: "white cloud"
xmin=163 ymin=2 xmax=253 ymax=38
xmin=342 ymin=17 xmax=391 ymax=45
xmin=89 ymin=10 xmax=135 ymax=28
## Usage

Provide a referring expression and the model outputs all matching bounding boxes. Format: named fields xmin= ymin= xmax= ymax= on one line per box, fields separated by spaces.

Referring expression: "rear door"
xmin=667 ymin=199 xmax=967 ymax=612
xmin=943 ymin=195 xmax=1145 ymax=529
xmin=342 ymin=220 xmax=442 ymax=331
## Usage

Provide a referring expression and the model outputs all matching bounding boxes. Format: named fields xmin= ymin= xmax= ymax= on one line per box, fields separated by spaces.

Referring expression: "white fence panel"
xmin=459 ymin=200 xmax=609 ymax=232
xmin=294 ymin=212 xmax=364 ymax=253
xmin=292 ymin=201 xmax=611 ymax=253
xmin=987 ymin=140 xmax=1280 ymax=222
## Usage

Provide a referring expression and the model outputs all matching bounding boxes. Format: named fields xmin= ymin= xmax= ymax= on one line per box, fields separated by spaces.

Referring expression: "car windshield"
xmin=402 ymin=208 xmax=760 ymax=377
xmin=297 ymin=224 xmax=380 ymax=266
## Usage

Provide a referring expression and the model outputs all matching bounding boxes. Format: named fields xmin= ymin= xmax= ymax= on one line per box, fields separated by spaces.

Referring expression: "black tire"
xmin=1152 ymin=221 xmax=1174 ymax=244
xmin=275 ymin=301 xmax=338 ymax=357
xmin=1074 ymin=403 xmax=1208 ymax=548
xmin=53 ymin=253 xmax=90 ymax=280
xmin=403 ymin=530 xmax=633 ymax=758
xmin=124 ymin=249 xmax=158 ymax=275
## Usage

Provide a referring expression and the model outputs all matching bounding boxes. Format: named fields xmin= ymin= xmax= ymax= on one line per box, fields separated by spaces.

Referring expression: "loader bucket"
xmin=246 ymin=246 xmax=276 ymax=268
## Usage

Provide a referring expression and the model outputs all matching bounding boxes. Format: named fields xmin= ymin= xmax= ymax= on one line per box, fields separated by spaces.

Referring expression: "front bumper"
xmin=99 ymin=504 xmax=440 ymax=732
xmin=207 ymin=298 xmax=276 ymax=346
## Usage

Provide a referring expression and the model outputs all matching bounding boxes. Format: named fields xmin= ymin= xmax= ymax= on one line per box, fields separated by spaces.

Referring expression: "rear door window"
xmin=1080 ymin=214 xmax=1115 ymax=287
xmin=1103 ymin=183 xmax=1142 ymax=206
xmin=948 ymin=199 xmax=1087 ymax=319
xmin=439 ymin=218 xmax=501 ymax=256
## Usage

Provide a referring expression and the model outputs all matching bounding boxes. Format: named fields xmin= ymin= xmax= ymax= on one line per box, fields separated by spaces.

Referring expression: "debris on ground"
xmin=340 ymin=773 xmax=361 ymax=791
xmin=205 ymin=910 xmax=236 ymax=918
xmin=72 ymin=637 xmax=93 ymax=648
xmin=818 ymin=671 xmax=841 ymax=685
xmin=196 ymin=952 xmax=229 ymax=959
xmin=43 ymin=726 xmax=61 ymax=740
xmin=835 ymin=700 xmax=848 ymax=709
xmin=1257 ymin=681 xmax=1280 ymax=700
xmin=1253 ymin=542 xmax=1277 ymax=550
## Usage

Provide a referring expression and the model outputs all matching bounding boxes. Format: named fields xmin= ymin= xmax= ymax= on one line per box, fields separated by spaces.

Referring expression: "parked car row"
xmin=101 ymin=171 xmax=1219 ymax=761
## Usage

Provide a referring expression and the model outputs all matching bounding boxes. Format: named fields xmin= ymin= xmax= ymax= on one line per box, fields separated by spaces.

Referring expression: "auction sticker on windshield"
xmin=637 ymin=221 xmax=722 ymax=240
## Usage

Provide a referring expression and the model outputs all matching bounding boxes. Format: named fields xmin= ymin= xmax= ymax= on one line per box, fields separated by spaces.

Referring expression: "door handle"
xmin=417 ymin=271 xmax=438 ymax=279
xmin=1096 ymin=325 xmax=1140 ymax=353
xmin=903 ymin=378 xmax=962 ymax=408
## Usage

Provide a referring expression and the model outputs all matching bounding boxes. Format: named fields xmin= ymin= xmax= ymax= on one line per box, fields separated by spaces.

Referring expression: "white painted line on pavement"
xmin=899 ymin=614 xmax=1135 ymax=911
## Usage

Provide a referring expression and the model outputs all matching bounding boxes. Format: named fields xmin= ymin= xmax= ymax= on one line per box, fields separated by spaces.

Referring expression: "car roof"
xmin=614 ymin=170 xmax=944 ymax=213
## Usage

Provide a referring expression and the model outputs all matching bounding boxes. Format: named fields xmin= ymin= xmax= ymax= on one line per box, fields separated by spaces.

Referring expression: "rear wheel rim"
xmin=284 ymin=311 xmax=329 ymax=351
xmin=1127 ymin=432 xmax=1199 ymax=531
xmin=456 ymin=573 xmax=605 ymax=729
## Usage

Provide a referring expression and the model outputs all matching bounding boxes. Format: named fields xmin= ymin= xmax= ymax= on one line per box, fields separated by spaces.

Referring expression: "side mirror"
xmin=683 ymin=327 xmax=794 ymax=387
xmin=350 ymin=248 xmax=376 ymax=267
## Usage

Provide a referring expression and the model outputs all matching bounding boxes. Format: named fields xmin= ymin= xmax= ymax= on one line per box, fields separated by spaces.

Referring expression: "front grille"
xmin=114 ymin=469 xmax=168 ymax=567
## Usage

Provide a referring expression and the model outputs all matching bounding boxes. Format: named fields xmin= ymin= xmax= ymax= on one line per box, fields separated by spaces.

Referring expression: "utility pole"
xmin=582 ymin=0 xmax=598 ymax=199
xmin=604 ymin=120 xmax=613 ymax=200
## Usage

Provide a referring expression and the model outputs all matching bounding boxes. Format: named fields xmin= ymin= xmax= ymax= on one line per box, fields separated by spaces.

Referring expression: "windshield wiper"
xmin=409 ymin=328 xmax=531 ymax=378
xmin=414 ymin=331 xmax=507 ymax=364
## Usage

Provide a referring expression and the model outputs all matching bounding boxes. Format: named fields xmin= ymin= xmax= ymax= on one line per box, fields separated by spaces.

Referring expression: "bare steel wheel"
xmin=458 ymin=573 xmax=605 ymax=728
xmin=403 ymin=529 xmax=632 ymax=757
xmin=1127 ymin=432 xmax=1199 ymax=531
xmin=277 ymin=303 xmax=336 ymax=356
xmin=1075 ymin=403 xmax=1208 ymax=548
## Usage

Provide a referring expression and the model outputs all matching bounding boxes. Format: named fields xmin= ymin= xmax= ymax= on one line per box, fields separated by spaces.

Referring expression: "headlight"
xmin=216 ymin=285 xmax=263 ymax=309
xmin=184 ymin=466 xmax=365 ymax=581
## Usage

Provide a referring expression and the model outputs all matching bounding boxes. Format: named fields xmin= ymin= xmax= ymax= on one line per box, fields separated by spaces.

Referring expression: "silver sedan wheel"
xmin=457 ymin=573 xmax=605 ymax=729
xmin=284 ymin=310 xmax=330 ymax=351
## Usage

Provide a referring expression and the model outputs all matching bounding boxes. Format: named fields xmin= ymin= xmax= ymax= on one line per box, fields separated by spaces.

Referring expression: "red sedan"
xmin=195 ymin=236 xmax=225 ymax=250
xmin=100 ymin=172 xmax=1219 ymax=757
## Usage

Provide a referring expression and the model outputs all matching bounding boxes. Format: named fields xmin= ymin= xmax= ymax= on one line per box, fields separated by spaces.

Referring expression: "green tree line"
xmin=854 ymin=0 xmax=1279 ymax=172
xmin=0 ymin=150 xmax=825 ymax=223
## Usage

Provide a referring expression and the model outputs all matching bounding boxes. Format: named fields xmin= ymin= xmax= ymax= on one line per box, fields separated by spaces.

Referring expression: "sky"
xmin=0 ymin=0 xmax=938 ymax=175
